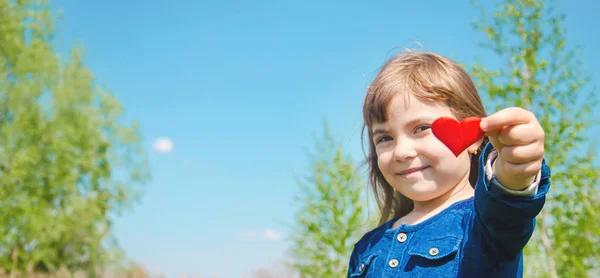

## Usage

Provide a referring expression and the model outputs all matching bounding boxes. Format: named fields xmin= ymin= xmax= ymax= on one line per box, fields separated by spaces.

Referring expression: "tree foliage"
xmin=287 ymin=122 xmax=370 ymax=277
xmin=0 ymin=0 xmax=150 ymax=275
xmin=470 ymin=0 xmax=599 ymax=277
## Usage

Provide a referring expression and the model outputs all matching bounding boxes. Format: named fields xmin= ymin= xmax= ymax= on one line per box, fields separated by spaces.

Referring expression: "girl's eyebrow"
xmin=405 ymin=116 xmax=436 ymax=127
xmin=372 ymin=116 xmax=438 ymax=136
xmin=372 ymin=128 xmax=388 ymax=136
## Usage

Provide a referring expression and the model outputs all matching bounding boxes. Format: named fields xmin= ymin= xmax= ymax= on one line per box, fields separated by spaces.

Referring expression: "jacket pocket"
xmin=349 ymin=252 xmax=378 ymax=278
xmin=405 ymin=235 xmax=462 ymax=275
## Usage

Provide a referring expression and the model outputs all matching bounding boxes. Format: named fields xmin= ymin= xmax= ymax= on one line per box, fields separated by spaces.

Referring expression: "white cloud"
xmin=264 ymin=228 xmax=282 ymax=241
xmin=153 ymin=137 xmax=174 ymax=153
xmin=239 ymin=228 xmax=282 ymax=242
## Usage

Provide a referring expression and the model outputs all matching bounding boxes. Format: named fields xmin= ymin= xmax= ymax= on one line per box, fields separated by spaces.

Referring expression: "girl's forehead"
xmin=386 ymin=93 xmax=449 ymax=115
xmin=365 ymin=89 xmax=459 ymax=130
xmin=370 ymin=94 xmax=454 ymax=126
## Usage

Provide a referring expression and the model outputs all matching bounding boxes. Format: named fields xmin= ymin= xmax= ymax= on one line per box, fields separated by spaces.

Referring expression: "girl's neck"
xmin=395 ymin=176 xmax=474 ymax=227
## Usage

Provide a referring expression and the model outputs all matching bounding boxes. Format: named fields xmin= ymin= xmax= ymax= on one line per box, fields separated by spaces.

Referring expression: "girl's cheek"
xmin=375 ymin=146 xmax=391 ymax=161
xmin=422 ymin=136 xmax=447 ymax=153
xmin=417 ymin=139 xmax=445 ymax=163
xmin=377 ymin=152 xmax=393 ymax=171
xmin=376 ymin=153 xmax=387 ymax=168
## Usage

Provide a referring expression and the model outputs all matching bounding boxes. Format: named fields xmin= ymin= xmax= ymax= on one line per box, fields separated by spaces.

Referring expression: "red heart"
xmin=431 ymin=117 xmax=485 ymax=157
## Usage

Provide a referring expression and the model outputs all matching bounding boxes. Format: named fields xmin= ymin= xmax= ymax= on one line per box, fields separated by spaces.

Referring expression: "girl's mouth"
xmin=397 ymin=166 xmax=430 ymax=177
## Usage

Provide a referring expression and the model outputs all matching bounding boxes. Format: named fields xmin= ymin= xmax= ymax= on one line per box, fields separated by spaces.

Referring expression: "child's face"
xmin=371 ymin=93 xmax=473 ymax=203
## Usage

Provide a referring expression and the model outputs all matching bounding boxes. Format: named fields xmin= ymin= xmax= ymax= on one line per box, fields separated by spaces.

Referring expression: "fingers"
xmin=480 ymin=107 xmax=535 ymax=133
xmin=496 ymin=124 xmax=544 ymax=146
xmin=500 ymin=159 xmax=543 ymax=178
xmin=485 ymin=107 xmax=545 ymax=188
xmin=499 ymin=143 xmax=544 ymax=164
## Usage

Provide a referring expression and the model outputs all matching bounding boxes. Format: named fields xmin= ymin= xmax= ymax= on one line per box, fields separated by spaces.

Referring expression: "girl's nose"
xmin=393 ymin=140 xmax=418 ymax=162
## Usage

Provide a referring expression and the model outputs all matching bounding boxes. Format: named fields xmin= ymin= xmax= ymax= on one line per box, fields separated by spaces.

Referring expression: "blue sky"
xmin=48 ymin=0 xmax=599 ymax=277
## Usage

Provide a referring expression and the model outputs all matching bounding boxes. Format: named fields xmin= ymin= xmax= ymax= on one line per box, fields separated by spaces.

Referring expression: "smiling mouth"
xmin=397 ymin=166 xmax=430 ymax=176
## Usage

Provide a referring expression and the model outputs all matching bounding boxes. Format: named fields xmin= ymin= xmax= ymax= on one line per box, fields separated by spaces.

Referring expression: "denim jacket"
xmin=347 ymin=142 xmax=551 ymax=277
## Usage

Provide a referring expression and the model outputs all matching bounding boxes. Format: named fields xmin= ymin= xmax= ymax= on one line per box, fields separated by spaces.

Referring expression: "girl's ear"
xmin=467 ymin=137 xmax=486 ymax=188
xmin=468 ymin=137 xmax=486 ymax=155
xmin=468 ymin=143 xmax=479 ymax=155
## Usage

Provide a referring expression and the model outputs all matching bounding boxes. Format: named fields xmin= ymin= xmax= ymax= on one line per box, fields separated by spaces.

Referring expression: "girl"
xmin=347 ymin=52 xmax=550 ymax=277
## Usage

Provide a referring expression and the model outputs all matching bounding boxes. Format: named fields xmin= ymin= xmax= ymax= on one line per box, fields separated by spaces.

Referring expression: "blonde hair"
xmin=361 ymin=51 xmax=489 ymax=226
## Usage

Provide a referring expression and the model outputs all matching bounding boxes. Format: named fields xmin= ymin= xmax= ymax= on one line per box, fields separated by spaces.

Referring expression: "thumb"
xmin=480 ymin=107 xmax=530 ymax=134
xmin=486 ymin=134 xmax=503 ymax=153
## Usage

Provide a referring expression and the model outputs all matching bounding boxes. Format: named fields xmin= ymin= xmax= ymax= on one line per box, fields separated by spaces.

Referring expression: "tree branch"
xmin=539 ymin=211 xmax=558 ymax=278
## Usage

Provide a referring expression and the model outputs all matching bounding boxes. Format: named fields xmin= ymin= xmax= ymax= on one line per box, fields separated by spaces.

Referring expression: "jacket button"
xmin=388 ymin=259 xmax=399 ymax=268
xmin=397 ymin=233 xmax=407 ymax=243
xmin=429 ymin=247 xmax=439 ymax=256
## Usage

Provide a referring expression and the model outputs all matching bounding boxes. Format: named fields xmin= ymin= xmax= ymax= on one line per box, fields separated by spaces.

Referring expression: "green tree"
xmin=470 ymin=0 xmax=599 ymax=277
xmin=287 ymin=122 xmax=371 ymax=277
xmin=0 ymin=0 xmax=150 ymax=276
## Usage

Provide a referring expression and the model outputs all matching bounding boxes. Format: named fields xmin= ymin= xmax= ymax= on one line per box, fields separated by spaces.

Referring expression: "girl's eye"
xmin=415 ymin=125 xmax=431 ymax=134
xmin=375 ymin=136 xmax=392 ymax=144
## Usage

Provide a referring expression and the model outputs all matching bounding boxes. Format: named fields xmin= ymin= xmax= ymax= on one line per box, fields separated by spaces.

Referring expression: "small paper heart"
xmin=431 ymin=117 xmax=485 ymax=157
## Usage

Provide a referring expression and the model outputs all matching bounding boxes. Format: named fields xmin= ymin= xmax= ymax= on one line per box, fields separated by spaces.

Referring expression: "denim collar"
xmin=383 ymin=196 xmax=474 ymax=234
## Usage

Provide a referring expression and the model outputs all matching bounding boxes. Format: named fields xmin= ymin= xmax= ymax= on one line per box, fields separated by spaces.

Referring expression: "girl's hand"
xmin=480 ymin=107 xmax=545 ymax=190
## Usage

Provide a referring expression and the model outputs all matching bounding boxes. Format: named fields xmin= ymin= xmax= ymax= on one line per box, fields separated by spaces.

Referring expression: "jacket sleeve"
xmin=473 ymin=142 xmax=551 ymax=259
xmin=346 ymin=247 xmax=358 ymax=277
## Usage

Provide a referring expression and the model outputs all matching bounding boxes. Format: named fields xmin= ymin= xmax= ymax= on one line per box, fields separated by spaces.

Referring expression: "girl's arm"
xmin=473 ymin=142 xmax=551 ymax=259
xmin=474 ymin=107 xmax=550 ymax=259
